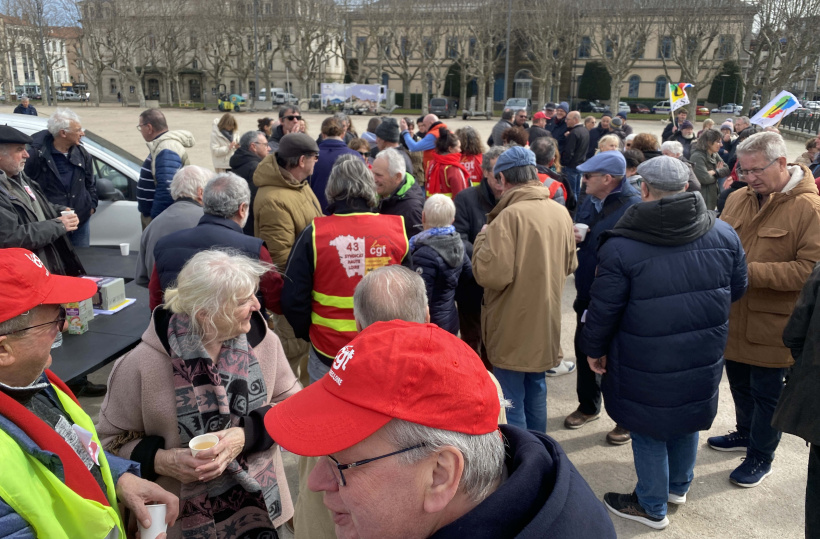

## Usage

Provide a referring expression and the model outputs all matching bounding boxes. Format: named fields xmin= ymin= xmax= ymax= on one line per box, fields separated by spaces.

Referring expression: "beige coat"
xmin=95 ymin=311 xmax=301 ymax=538
xmin=720 ymin=165 xmax=820 ymax=368
xmin=473 ymin=183 xmax=577 ymax=372
xmin=253 ymin=154 xmax=322 ymax=268
xmin=209 ymin=118 xmax=238 ymax=170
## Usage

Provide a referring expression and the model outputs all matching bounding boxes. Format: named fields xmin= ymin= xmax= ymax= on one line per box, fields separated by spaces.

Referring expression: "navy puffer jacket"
xmin=412 ymin=231 xmax=472 ymax=335
xmin=582 ymin=192 xmax=747 ymax=440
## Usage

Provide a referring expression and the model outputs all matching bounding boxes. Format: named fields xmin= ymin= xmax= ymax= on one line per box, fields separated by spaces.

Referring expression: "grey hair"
xmin=326 ymin=154 xmax=378 ymax=208
xmin=423 ymin=194 xmax=455 ymax=227
xmin=170 ymin=165 xmax=212 ymax=200
xmin=163 ymin=250 xmax=271 ymax=342
xmin=333 ymin=112 xmax=350 ymax=127
xmin=501 ymin=108 xmax=514 ymax=121
xmin=481 ymin=146 xmax=508 ymax=173
xmin=661 ymin=140 xmax=684 ymax=157
xmin=0 ymin=306 xmax=46 ymax=337
xmin=375 ymin=148 xmax=406 ymax=178
xmin=380 ymin=418 xmax=505 ymax=503
xmin=203 ymin=173 xmax=251 ymax=218
xmin=737 ymin=131 xmax=788 ymax=162
xmin=598 ymin=134 xmax=621 ymax=151
xmin=47 ymin=108 xmax=80 ymax=136
xmin=239 ymin=130 xmax=264 ymax=150
xmin=500 ymin=164 xmax=539 ymax=185
xmin=353 ymin=265 xmax=427 ymax=329
xmin=736 ymin=115 xmax=751 ymax=126
xmin=530 ymin=137 xmax=556 ymax=166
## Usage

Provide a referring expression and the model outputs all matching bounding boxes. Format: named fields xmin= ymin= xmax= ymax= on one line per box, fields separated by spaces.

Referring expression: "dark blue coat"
xmin=412 ymin=231 xmax=472 ymax=335
xmin=311 ymin=138 xmax=363 ymax=214
xmin=574 ymin=178 xmax=641 ymax=309
xmin=582 ymin=193 xmax=747 ymax=440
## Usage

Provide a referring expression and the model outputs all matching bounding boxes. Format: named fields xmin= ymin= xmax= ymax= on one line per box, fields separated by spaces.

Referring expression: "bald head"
xmin=423 ymin=114 xmax=439 ymax=131
xmin=567 ymin=111 xmax=581 ymax=127
xmin=353 ymin=265 xmax=430 ymax=331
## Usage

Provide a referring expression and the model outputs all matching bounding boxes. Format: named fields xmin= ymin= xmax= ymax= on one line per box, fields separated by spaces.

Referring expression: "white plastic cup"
xmin=119 ymin=243 xmax=130 ymax=256
xmin=189 ymin=433 xmax=219 ymax=457
xmin=575 ymin=223 xmax=590 ymax=241
xmin=60 ymin=210 xmax=75 ymax=218
xmin=137 ymin=504 xmax=167 ymax=539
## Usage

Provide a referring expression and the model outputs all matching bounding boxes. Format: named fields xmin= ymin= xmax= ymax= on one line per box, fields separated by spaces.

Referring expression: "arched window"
xmin=655 ymin=76 xmax=667 ymax=99
xmin=513 ymin=69 xmax=532 ymax=100
xmin=628 ymin=75 xmax=640 ymax=98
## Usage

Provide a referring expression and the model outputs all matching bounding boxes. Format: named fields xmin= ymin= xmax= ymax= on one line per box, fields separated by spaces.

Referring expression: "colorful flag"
xmin=750 ymin=91 xmax=801 ymax=127
xmin=669 ymin=83 xmax=694 ymax=112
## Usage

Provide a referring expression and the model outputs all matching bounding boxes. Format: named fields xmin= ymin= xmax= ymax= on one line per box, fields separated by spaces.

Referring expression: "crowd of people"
xmin=1 ymin=100 xmax=820 ymax=538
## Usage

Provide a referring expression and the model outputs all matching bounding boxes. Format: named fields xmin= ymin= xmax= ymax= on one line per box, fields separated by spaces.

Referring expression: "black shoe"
xmin=603 ymin=491 xmax=669 ymax=530
xmin=68 ymin=381 xmax=107 ymax=398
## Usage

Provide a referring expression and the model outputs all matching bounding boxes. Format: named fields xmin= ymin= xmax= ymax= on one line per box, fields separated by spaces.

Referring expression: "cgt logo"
xmin=330 ymin=345 xmax=354 ymax=386
xmin=369 ymin=240 xmax=386 ymax=257
xmin=24 ymin=253 xmax=49 ymax=276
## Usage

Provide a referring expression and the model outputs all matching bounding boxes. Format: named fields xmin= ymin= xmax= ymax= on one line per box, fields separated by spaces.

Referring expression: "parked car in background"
xmin=696 ymin=106 xmax=710 ymax=116
xmin=629 ymin=103 xmax=651 ymax=114
xmin=272 ymin=92 xmax=298 ymax=105
xmin=579 ymin=100 xmax=607 ymax=113
xmin=257 ymin=87 xmax=284 ymax=102
xmin=504 ymin=97 xmax=532 ymax=117
xmin=711 ymin=103 xmax=742 ymax=114
xmin=1 ymin=113 xmax=142 ymax=251
xmin=618 ymin=102 xmax=630 ymax=114
xmin=430 ymin=97 xmax=458 ymax=118
xmin=56 ymin=90 xmax=82 ymax=101
xmin=652 ymin=100 xmax=672 ymax=114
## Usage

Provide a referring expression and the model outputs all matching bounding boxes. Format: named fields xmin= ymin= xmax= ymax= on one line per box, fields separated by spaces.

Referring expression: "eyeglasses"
xmin=737 ymin=158 xmax=778 ymax=179
xmin=306 ymin=153 xmax=320 ymax=161
xmin=325 ymin=443 xmax=425 ymax=487
xmin=358 ymin=151 xmax=369 ymax=158
xmin=285 ymin=115 xmax=302 ymax=121
xmin=0 ymin=306 xmax=66 ymax=337
xmin=136 ymin=124 xmax=148 ymax=130
xmin=582 ymin=173 xmax=604 ymax=180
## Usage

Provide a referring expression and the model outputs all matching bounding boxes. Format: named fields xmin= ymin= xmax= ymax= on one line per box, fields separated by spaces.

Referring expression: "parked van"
xmin=257 ymin=87 xmax=284 ymax=101
xmin=429 ymin=97 xmax=457 ymax=118
xmin=273 ymin=92 xmax=299 ymax=105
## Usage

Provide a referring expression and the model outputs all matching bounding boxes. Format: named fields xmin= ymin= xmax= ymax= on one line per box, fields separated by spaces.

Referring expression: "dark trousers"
xmin=808 ymin=444 xmax=820 ymax=538
xmin=456 ymin=282 xmax=491 ymax=371
xmin=725 ymin=359 xmax=786 ymax=462
xmin=574 ymin=307 xmax=601 ymax=415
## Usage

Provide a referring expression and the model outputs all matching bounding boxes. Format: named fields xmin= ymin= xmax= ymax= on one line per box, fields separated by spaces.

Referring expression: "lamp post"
xmin=503 ymin=0 xmax=511 ymax=102
xmin=720 ymin=74 xmax=729 ymax=107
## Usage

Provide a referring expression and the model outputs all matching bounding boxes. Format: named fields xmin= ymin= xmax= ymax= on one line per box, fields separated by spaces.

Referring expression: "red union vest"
xmin=461 ymin=153 xmax=483 ymax=187
xmin=421 ymin=122 xmax=448 ymax=178
xmin=310 ymin=213 xmax=409 ymax=359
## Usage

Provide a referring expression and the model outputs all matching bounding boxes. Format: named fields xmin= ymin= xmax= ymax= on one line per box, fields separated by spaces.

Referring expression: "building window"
xmin=655 ymin=76 xmax=667 ymax=99
xmin=130 ymin=86 xmax=135 ymax=94
xmin=628 ymin=75 xmax=640 ymax=98
xmin=283 ymin=34 xmax=291 ymax=51
xmin=605 ymin=38 xmax=616 ymax=59
xmin=578 ymin=36 xmax=591 ymax=58
xmin=356 ymin=36 xmax=367 ymax=53
xmin=447 ymin=36 xmax=458 ymax=59
xmin=401 ymin=37 xmax=409 ymax=58
xmin=717 ymin=35 xmax=734 ymax=59
xmin=266 ymin=40 xmax=272 ymax=51
xmin=658 ymin=36 xmax=672 ymax=59
xmin=631 ymin=39 xmax=644 ymax=59
xmin=110 ymin=78 xmax=117 ymax=94
xmin=192 ymin=59 xmax=198 ymax=69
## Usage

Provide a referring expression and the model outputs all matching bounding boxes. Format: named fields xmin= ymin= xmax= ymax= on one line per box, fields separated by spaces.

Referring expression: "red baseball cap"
xmin=0 ymin=248 xmax=98 ymax=323
xmin=533 ymin=111 xmax=548 ymax=120
xmin=264 ymin=320 xmax=500 ymax=456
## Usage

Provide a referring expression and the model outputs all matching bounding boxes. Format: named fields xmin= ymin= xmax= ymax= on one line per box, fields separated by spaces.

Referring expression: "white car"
xmin=2 ymin=113 xmax=143 ymax=251
xmin=711 ymin=104 xmax=742 ymax=114
xmin=618 ymin=102 xmax=630 ymax=114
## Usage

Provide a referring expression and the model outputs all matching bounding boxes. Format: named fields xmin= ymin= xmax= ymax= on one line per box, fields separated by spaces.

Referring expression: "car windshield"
xmin=82 ymin=130 xmax=142 ymax=174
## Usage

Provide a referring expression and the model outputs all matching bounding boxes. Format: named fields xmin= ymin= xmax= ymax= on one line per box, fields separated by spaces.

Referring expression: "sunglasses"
xmin=285 ymin=115 xmax=302 ymax=121
xmin=358 ymin=151 xmax=369 ymax=158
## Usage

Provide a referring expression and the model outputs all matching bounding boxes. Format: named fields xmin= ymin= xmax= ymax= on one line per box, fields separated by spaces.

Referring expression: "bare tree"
xmin=458 ymin=0 xmax=505 ymax=114
xmin=279 ymin=0 xmax=341 ymax=98
xmin=148 ymin=0 xmax=191 ymax=106
xmin=195 ymin=4 xmax=233 ymax=106
xmin=339 ymin=0 xmax=384 ymax=84
xmin=98 ymin=0 xmax=150 ymax=107
xmin=65 ymin=0 xmax=110 ymax=107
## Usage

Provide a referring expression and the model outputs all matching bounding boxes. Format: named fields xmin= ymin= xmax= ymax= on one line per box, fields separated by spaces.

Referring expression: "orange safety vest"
xmin=421 ymin=122 xmax=448 ymax=176
xmin=461 ymin=154 xmax=483 ymax=187
xmin=537 ymin=172 xmax=564 ymax=200
xmin=310 ymin=213 xmax=409 ymax=359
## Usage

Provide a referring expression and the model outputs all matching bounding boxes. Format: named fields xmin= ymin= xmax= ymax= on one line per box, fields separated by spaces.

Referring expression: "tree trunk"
xmin=402 ymin=77 xmax=410 ymax=109
xmin=477 ymin=74 xmax=487 ymax=114
xmin=163 ymin=74 xmax=172 ymax=106
xmin=609 ymin=77 xmax=622 ymax=111
xmin=94 ymin=72 xmax=103 ymax=107
xmin=135 ymin=77 xmax=147 ymax=108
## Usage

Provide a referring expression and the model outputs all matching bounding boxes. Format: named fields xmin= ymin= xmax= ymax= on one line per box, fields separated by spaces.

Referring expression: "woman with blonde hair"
xmin=598 ymin=134 xmax=621 ymax=153
xmin=210 ymin=113 xmax=239 ymax=172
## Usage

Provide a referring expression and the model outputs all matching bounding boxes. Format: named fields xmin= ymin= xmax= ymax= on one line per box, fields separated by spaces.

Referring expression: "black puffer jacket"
xmin=379 ymin=174 xmax=424 ymax=238
xmin=229 ymin=147 xmax=261 ymax=235
xmin=412 ymin=231 xmax=472 ymax=335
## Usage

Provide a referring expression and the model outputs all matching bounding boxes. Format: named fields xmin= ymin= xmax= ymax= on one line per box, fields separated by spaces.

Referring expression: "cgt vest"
xmin=311 ymin=213 xmax=408 ymax=360
xmin=461 ymin=154 xmax=483 ymax=187
xmin=421 ymin=122 xmax=448 ymax=177
xmin=0 ymin=371 xmax=123 ymax=538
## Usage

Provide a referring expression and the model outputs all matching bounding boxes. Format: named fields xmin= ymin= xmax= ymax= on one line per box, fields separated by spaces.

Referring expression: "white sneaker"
xmin=668 ymin=491 xmax=687 ymax=505
xmin=546 ymin=360 xmax=576 ymax=377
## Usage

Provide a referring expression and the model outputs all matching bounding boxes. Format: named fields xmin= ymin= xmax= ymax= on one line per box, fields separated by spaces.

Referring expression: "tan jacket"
xmin=209 ymin=118 xmax=238 ymax=170
xmin=473 ymin=183 xmax=577 ymax=372
xmin=253 ymin=154 xmax=322 ymax=268
xmin=720 ymin=165 xmax=820 ymax=368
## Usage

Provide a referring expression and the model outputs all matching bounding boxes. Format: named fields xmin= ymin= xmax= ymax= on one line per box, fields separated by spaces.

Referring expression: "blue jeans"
xmin=631 ymin=431 xmax=699 ymax=518
xmin=493 ymin=368 xmax=547 ymax=432
xmin=725 ymin=360 xmax=786 ymax=462
xmin=68 ymin=219 xmax=91 ymax=247
xmin=308 ymin=347 xmax=331 ymax=385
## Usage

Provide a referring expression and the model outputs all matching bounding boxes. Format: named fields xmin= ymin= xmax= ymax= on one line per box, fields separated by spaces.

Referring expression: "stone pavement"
xmin=64 ymin=103 xmax=807 ymax=537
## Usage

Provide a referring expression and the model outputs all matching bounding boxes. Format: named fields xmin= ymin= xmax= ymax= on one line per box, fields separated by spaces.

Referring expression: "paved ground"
xmin=61 ymin=103 xmax=808 ymax=538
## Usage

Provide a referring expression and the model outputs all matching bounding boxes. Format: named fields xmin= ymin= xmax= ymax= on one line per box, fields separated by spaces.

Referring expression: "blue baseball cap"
xmin=493 ymin=146 xmax=537 ymax=174
xmin=577 ymin=150 xmax=627 ymax=176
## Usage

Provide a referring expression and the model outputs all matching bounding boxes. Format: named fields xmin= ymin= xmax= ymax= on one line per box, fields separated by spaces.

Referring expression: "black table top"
xmin=50 ymin=247 xmax=150 ymax=382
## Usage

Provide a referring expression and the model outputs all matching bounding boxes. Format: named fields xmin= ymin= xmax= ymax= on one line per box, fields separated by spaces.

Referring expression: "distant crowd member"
xmin=13 ymin=96 xmax=37 ymax=116
xmin=149 ymin=172 xmax=283 ymax=311
xmin=513 ymin=108 xmax=529 ymax=129
xmin=543 ymin=101 xmax=557 ymax=119
xmin=346 ymin=137 xmax=370 ymax=163
xmin=690 ymin=129 xmax=730 ymax=210
xmin=597 ymin=134 xmax=621 ymax=153
xmin=722 ymin=115 xmax=761 ymax=171
xmin=473 ymin=146 xmax=577 ymax=431
xmin=698 ymin=118 xmax=715 ymax=137
xmin=0 ymin=125 xmax=84 ymax=277
xmin=547 ymin=102 xmax=570 ymax=151
xmin=661 ymin=107 xmax=689 ymax=142
xmin=631 ymin=133 xmax=662 ymax=160
xmin=269 ymin=105 xmax=301 ymax=152
xmin=372 ymin=147 xmax=424 ymax=239
xmin=610 ymin=112 xmax=632 ymax=139
xmin=583 ymin=156 xmax=747 ymax=530
xmin=624 ymin=133 xmax=637 ymax=150
xmin=561 ymin=111 xmax=589 ymax=198
xmin=210 ymin=112 xmax=239 ymax=172
xmin=454 ymin=145 xmax=506 ymax=365
xmin=312 ymin=117 xmax=363 ymax=213
xmin=490 ymin=108 xmax=515 ymax=147
xmin=456 ymin=126 xmax=484 ymax=186
xmin=135 ymin=108 xmax=194 ymax=226
xmin=230 ymin=130 xmax=270 ymax=235
xmin=265 ymin=321 xmax=617 ymax=539
xmin=529 ymin=111 xmax=551 ymax=144
xmin=135 ymin=165 xmax=209 ymax=287
xmin=426 ymin=128 xmax=469 ymax=198
xmin=623 ymin=148 xmax=645 ymax=185
xmin=373 ymin=117 xmax=413 ymax=174
xmin=333 ymin=112 xmax=356 ymax=142
xmin=587 ymin=114 xmax=612 ymax=159
xmin=567 ymin=151 xmax=640 ymax=445
xmin=660 ymin=140 xmax=701 ymax=192
xmin=713 ymin=132 xmax=820 ymax=487
xmin=500 ymin=126 xmax=528 ymax=147
xmin=400 ymin=114 xmax=448 ymax=176
xmin=25 ymin=108 xmax=97 ymax=248
xmin=530 ymin=137 xmax=568 ymax=207
xmin=795 ymin=137 xmax=818 ymax=168
xmin=258 ymin=116 xmax=274 ymax=140
xmin=361 ymin=116 xmax=382 ymax=149
xmin=669 ymin=120 xmax=695 ymax=159
xmin=411 ymin=194 xmax=471 ymax=335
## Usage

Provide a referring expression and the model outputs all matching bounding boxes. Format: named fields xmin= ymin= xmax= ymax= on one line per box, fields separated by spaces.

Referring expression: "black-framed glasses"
xmin=0 ymin=306 xmax=66 ymax=337
xmin=737 ymin=158 xmax=778 ymax=179
xmin=358 ymin=151 xmax=369 ymax=158
xmin=285 ymin=115 xmax=302 ymax=121
xmin=325 ymin=443 xmax=425 ymax=486
xmin=582 ymin=173 xmax=604 ymax=181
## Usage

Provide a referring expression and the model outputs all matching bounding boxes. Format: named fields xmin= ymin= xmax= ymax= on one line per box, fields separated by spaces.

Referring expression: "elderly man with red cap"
xmin=264 ymin=321 xmax=615 ymax=538
xmin=0 ymin=248 xmax=178 ymax=537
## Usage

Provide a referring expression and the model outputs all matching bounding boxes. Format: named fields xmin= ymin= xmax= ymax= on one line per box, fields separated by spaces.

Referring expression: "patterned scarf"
xmin=168 ymin=313 xmax=281 ymax=539
xmin=410 ymin=225 xmax=456 ymax=253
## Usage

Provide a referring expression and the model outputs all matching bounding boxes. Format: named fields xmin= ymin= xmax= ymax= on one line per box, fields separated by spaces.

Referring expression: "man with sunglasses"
xmin=265 ymin=320 xmax=615 ymax=539
xmin=0 ymin=248 xmax=179 ymax=537
xmin=713 ymin=131 xmax=820 ymax=488
xmin=269 ymin=106 xmax=302 ymax=152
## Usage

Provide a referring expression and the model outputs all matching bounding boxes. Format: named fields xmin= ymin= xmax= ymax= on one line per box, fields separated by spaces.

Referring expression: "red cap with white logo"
xmin=0 ymin=248 xmax=97 ymax=324
xmin=264 ymin=320 xmax=500 ymax=456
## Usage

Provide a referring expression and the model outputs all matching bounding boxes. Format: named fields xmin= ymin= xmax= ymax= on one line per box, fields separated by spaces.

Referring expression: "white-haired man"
xmin=712 ymin=131 xmax=820 ymax=487
xmin=373 ymin=147 xmax=424 ymax=239
xmin=135 ymin=165 xmax=211 ymax=286
xmin=24 ymin=108 xmax=96 ymax=247
xmin=660 ymin=140 xmax=701 ymax=192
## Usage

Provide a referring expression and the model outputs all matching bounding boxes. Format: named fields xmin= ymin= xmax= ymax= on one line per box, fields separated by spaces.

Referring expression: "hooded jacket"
xmin=720 ymin=165 xmax=820 ymax=368
xmin=583 ymin=192 xmax=748 ymax=440
xmin=379 ymin=173 xmax=425 ymax=239
xmin=146 ymin=130 xmax=195 ymax=218
xmin=229 ymin=147 xmax=262 ymax=235
xmin=209 ymin=118 xmax=238 ymax=170
xmin=253 ymin=153 xmax=323 ymax=269
xmin=473 ymin=183 xmax=577 ymax=372
xmin=429 ymin=425 xmax=616 ymax=539
xmin=412 ymin=231 xmax=472 ymax=335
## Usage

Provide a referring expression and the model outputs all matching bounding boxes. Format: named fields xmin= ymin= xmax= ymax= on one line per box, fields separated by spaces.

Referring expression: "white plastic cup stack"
xmin=137 ymin=504 xmax=167 ymax=539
